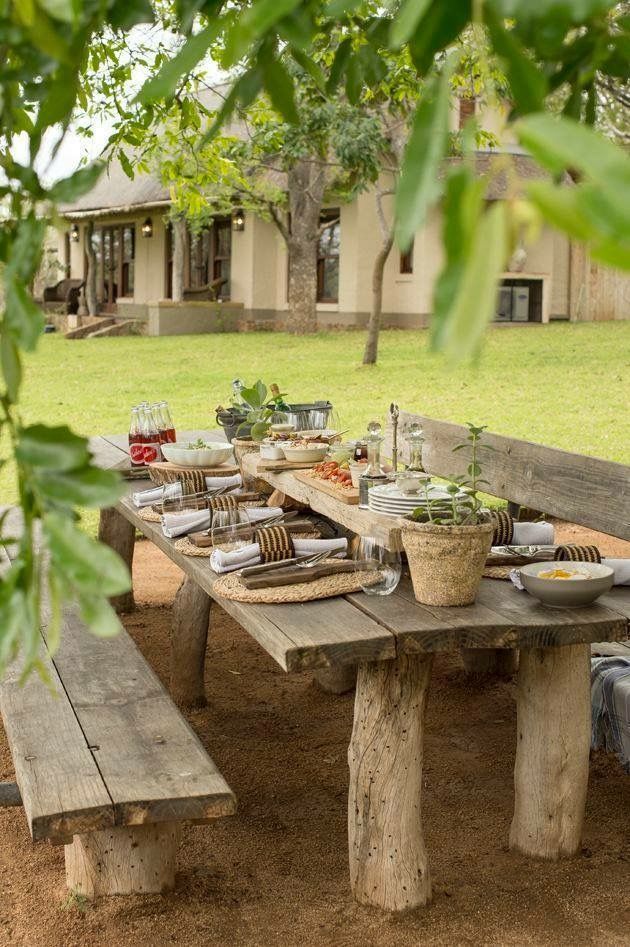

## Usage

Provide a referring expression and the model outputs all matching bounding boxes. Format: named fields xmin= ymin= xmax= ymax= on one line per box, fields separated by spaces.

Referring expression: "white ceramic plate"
xmin=161 ymin=442 xmax=234 ymax=467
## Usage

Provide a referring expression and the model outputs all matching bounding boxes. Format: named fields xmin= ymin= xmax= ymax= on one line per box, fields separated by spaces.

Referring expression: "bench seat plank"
xmin=48 ymin=610 xmax=236 ymax=826
xmin=119 ymin=490 xmax=396 ymax=671
xmin=0 ymin=656 xmax=115 ymax=842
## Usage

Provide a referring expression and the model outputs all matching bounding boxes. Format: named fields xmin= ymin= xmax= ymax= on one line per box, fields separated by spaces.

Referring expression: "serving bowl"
xmin=280 ymin=443 xmax=329 ymax=463
xmin=519 ymin=561 xmax=614 ymax=607
xmin=161 ymin=441 xmax=234 ymax=467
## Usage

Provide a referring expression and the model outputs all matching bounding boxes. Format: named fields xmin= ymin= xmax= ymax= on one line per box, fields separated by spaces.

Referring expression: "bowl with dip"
xmin=519 ymin=561 xmax=614 ymax=607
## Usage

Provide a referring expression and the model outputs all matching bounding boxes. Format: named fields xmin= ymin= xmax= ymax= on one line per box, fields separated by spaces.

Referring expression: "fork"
xmin=239 ymin=550 xmax=332 ymax=578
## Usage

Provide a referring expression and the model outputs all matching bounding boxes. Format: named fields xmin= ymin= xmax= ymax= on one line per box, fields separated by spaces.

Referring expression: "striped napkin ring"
xmin=255 ymin=525 xmax=295 ymax=563
xmin=491 ymin=510 xmax=514 ymax=546
xmin=208 ymin=494 xmax=238 ymax=513
xmin=181 ymin=471 xmax=208 ymax=495
xmin=554 ymin=544 xmax=601 ymax=563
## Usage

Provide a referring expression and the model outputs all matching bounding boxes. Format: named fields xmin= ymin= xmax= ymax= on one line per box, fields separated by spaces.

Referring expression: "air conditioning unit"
xmin=495 ymin=286 xmax=513 ymax=322
xmin=512 ymin=287 xmax=530 ymax=322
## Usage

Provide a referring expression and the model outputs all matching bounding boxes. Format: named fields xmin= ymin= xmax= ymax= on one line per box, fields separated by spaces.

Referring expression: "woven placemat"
xmin=174 ymin=530 xmax=321 ymax=558
xmin=483 ymin=565 xmax=512 ymax=581
xmin=139 ymin=507 xmax=162 ymax=523
xmin=213 ymin=568 xmax=381 ymax=603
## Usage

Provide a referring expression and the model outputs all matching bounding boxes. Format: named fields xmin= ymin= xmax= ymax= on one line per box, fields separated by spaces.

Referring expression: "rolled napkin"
xmin=205 ymin=473 xmax=242 ymax=490
xmin=132 ymin=481 xmax=180 ymax=508
xmin=511 ymin=521 xmax=554 ymax=545
xmin=161 ymin=506 xmax=283 ymax=539
xmin=210 ymin=536 xmax=348 ymax=574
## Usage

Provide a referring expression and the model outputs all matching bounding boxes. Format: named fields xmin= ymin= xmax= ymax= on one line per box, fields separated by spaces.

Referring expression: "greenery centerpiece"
xmin=399 ymin=424 xmax=494 ymax=606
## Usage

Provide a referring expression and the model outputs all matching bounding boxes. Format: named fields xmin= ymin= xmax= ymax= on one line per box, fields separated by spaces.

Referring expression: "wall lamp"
xmin=70 ymin=224 xmax=80 ymax=242
xmin=141 ymin=217 xmax=153 ymax=238
xmin=232 ymin=208 xmax=245 ymax=232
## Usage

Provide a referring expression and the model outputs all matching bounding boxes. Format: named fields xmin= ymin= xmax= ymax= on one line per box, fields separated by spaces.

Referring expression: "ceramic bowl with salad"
xmin=161 ymin=439 xmax=234 ymax=467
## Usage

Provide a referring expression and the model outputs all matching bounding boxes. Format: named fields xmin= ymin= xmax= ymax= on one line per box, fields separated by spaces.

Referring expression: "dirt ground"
xmin=0 ymin=521 xmax=629 ymax=947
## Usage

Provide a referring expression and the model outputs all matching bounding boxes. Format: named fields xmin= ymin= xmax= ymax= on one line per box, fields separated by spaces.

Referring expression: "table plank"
xmin=89 ymin=435 xmax=131 ymax=472
xmin=48 ymin=608 xmax=236 ymax=827
xmin=118 ymin=487 xmax=396 ymax=671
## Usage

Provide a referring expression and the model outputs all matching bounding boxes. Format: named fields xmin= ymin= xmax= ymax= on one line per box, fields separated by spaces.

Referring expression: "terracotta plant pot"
xmin=399 ymin=518 xmax=494 ymax=606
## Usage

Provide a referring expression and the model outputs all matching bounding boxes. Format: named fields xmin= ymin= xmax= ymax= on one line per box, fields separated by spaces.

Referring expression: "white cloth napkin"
xmin=132 ymin=481 xmax=181 ymax=508
xmin=205 ymin=473 xmax=242 ymax=490
xmin=510 ymin=558 xmax=630 ymax=591
xmin=511 ymin=521 xmax=555 ymax=544
xmin=210 ymin=537 xmax=348 ymax=574
xmin=161 ymin=506 xmax=283 ymax=539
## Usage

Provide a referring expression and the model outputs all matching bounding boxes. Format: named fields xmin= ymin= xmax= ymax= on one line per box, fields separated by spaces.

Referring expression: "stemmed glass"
xmin=210 ymin=509 xmax=253 ymax=552
xmin=353 ymin=536 xmax=401 ymax=596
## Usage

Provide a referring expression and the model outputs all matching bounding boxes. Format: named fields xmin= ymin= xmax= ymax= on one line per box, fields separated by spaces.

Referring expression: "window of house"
xmin=121 ymin=224 xmax=135 ymax=295
xmin=212 ymin=218 xmax=231 ymax=297
xmin=400 ymin=240 xmax=414 ymax=275
xmin=458 ymin=96 xmax=476 ymax=129
xmin=187 ymin=217 xmax=232 ymax=298
xmin=317 ymin=210 xmax=340 ymax=303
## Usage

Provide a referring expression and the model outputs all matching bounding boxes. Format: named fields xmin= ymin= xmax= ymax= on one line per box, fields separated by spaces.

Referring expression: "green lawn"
xmin=4 ymin=321 xmax=629 ymax=522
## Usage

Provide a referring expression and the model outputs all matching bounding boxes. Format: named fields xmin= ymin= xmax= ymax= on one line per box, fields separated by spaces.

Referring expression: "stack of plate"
xmin=368 ymin=482 xmax=458 ymax=516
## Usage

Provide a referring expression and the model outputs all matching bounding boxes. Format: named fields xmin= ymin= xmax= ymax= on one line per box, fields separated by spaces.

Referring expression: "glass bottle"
xmin=159 ymin=400 xmax=177 ymax=443
xmin=358 ymin=421 xmax=389 ymax=509
xmin=151 ymin=402 xmax=167 ymax=444
xmin=139 ymin=405 xmax=162 ymax=464
xmin=406 ymin=422 xmax=425 ymax=472
xmin=128 ymin=407 xmax=145 ymax=467
xmin=269 ymin=383 xmax=291 ymax=412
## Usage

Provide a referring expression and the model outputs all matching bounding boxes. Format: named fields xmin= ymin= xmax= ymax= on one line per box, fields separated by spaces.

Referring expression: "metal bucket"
xmin=216 ymin=401 xmax=333 ymax=439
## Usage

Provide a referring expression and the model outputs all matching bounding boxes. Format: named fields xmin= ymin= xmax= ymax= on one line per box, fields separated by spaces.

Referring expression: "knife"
xmin=240 ymin=560 xmax=371 ymax=590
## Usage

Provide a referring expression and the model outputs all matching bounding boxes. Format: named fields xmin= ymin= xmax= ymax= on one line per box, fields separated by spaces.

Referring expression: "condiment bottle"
xmin=406 ymin=422 xmax=425 ymax=472
xmin=358 ymin=421 xmax=389 ymax=509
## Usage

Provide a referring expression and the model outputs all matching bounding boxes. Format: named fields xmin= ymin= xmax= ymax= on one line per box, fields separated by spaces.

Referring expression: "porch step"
xmin=65 ymin=318 xmax=116 ymax=340
xmin=87 ymin=320 xmax=137 ymax=338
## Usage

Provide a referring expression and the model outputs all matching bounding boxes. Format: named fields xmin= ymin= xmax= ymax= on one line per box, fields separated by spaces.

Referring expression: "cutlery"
xmin=239 ymin=551 xmax=332 ymax=578
xmin=240 ymin=558 xmax=365 ymax=590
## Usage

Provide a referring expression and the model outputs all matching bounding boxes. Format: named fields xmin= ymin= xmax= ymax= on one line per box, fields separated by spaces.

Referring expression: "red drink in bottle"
xmin=128 ymin=407 xmax=145 ymax=467
xmin=140 ymin=406 xmax=162 ymax=464
xmin=151 ymin=403 xmax=168 ymax=445
xmin=160 ymin=401 xmax=177 ymax=443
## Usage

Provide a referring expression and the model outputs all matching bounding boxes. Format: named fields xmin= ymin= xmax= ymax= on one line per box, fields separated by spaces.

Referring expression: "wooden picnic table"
xmin=91 ymin=430 xmax=630 ymax=913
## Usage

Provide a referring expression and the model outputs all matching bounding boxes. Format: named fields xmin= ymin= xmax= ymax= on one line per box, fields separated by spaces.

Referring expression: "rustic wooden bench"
xmin=0 ymin=511 xmax=235 ymax=898
xmin=91 ymin=427 xmax=630 ymax=913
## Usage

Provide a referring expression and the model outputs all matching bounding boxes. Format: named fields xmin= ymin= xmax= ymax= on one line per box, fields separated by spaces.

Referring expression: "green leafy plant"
xmin=409 ymin=423 xmax=492 ymax=526
xmin=234 ymin=380 xmax=285 ymax=440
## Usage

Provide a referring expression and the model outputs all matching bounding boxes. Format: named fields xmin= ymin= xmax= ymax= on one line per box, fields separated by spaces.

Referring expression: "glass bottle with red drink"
xmin=140 ymin=405 xmax=162 ymax=463
xmin=151 ymin=403 xmax=167 ymax=444
xmin=159 ymin=401 xmax=177 ymax=443
xmin=128 ymin=407 xmax=145 ymax=467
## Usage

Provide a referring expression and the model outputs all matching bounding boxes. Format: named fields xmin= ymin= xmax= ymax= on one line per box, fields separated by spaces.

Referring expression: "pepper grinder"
xmin=406 ymin=422 xmax=425 ymax=472
xmin=358 ymin=420 xmax=389 ymax=509
xmin=389 ymin=402 xmax=399 ymax=472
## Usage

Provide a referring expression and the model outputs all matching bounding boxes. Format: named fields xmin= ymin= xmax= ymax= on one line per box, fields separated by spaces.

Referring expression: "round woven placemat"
xmin=483 ymin=565 xmax=512 ymax=580
xmin=174 ymin=530 xmax=321 ymax=558
xmin=139 ymin=507 xmax=162 ymax=523
xmin=213 ymin=568 xmax=381 ymax=603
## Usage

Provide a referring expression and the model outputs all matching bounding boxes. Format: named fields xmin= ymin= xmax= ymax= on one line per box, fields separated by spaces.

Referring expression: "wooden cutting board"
xmin=292 ymin=469 xmax=360 ymax=505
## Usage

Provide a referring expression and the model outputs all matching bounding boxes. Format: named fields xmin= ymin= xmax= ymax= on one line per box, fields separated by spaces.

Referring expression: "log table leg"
xmin=98 ymin=507 xmax=135 ymax=613
xmin=65 ymin=823 xmax=180 ymax=897
xmin=171 ymin=576 xmax=211 ymax=708
xmin=348 ymin=653 xmax=433 ymax=912
xmin=510 ymin=643 xmax=591 ymax=859
xmin=314 ymin=664 xmax=357 ymax=694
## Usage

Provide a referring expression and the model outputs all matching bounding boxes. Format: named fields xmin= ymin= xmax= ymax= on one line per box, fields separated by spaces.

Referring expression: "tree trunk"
xmin=170 ymin=576 xmax=210 ymax=708
xmin=510 ymin=644 xmax=591 ymax=859
xmin=348 ymin=653 xmax=433 ymax=912
xmin=85 ymin=220 xmax=97 ymax=316
xmin=65 ymin=823 xmax=180 ymax=897
xmin=285 ymin=159 xmax=325 ymax=335
xmin=363 ymin=233 xmax=394 ymax=365
xmin=172 ymin=218 xmax=186 ymax=303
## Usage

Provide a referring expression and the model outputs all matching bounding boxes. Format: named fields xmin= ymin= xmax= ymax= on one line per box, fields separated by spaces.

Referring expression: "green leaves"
xmin=48 ymin=162 xmax=104 ymax=202
xmin=37 ymin=467 xmax=124 ymax=509
xmin=138 ymin=22 xmax=220 ymax=104
xmin=484 ymin=6 xmax=547 ymax=115
xmin=389 ymin=0 xmax=432 ymax=49
xmin=395 ymin=67 xmax=451 ymax=251
xmin=516 ymin=114 xmax=630 ymax=183
xmin=4 ymin=278 xmax=45 ymax=351
xmin=223 ymin=0 xmax=304 ymax=67
xmin=433 ymin=201 xmax=508 ymax=360
xmin=16 ymin=425 xmax=90 ymax=472
xmin=262 ymin=56 xmax=298 ymax=123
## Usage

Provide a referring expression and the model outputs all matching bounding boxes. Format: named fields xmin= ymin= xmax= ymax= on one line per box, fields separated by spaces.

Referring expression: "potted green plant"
xmin=399 ymin=424 xmax=494 ymax=606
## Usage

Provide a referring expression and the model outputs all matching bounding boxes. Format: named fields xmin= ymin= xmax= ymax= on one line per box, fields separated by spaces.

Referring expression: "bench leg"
xmin=171 ymin=576 xmax=210 ymax=708
xmin=461 ymin=648 xmax=518 ymax=676
xmin=348 ymin=653 xmax=433 ymax=912
xmin=98 ymin=507 xmax=135 ymax=613
xmin=314 ymin=664 xmax=357 ymax=694
xmin=65 ymin=823 xmax=180 ymax=897
xmin=510 ymin=643 xmax=590 ymax=859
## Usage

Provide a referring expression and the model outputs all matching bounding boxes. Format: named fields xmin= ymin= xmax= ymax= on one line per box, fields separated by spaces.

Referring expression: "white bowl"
xmin=281 ymin=443 xmax=329 ymax=463
xmin=161 ymin=441 xmax=233 ymax=467
xmin=520 ymin=561 xmax=614 ymax=607
xmin=259 ymin=441 xmax=285 ymax=461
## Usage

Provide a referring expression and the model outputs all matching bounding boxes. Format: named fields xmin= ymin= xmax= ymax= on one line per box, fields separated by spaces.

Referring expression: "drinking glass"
xmin=210 ymin=509 xmax=253 ymax=552
xmin=353 ymin=536 xmax=401 ymax=596
xmin=161 ymin=488 xmax=207 ymax=514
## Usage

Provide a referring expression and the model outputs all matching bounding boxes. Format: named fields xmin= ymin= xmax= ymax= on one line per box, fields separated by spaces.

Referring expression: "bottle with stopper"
xmin=405 ymin=422 xmax=425 ymax=472
xmin=358 ymin=420 xmax=389 ymax=509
